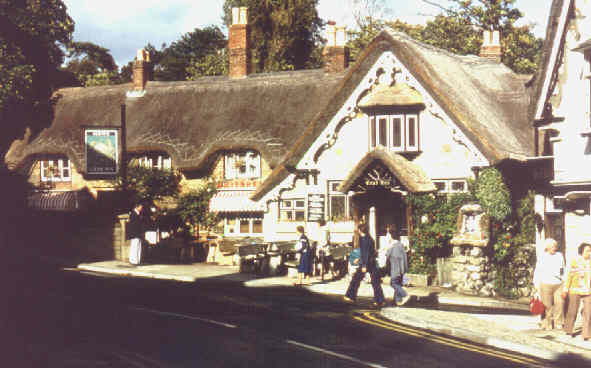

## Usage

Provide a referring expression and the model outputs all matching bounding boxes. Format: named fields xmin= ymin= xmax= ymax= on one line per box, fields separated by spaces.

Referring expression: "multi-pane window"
xmin=225 ymin=218 xmax=263 ymax=235
xmin=369 ymin=114 xmax=419 ymax=152
xmin=225 ymin=151 xmax=261 ymax=180
xmin=130 ymin=153 xmax=171 ymax=170
xmin=280 ymin=199 xmax=306 ymax=221
xmin=40 ymin=159 xmax=71 ymax=182
xmin=328 ymin=181 xmax=352 ymax=222
xmin=433 ymin=179 xmax=468 ymax=194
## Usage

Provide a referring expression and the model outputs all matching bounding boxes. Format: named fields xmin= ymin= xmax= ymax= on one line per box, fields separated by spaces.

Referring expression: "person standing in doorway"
xmin=344 ymin=223 xmax=385 ymax=307
xmin=294 ymin=225 xmax=312 ymax=286
xmin=127 ymin=201 xmax=146 ymax=266
xmin=386 ymin=225 xmax=411 ymax=306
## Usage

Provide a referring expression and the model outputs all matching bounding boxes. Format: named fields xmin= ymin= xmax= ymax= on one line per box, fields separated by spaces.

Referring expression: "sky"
xmin=62 ymin=0 xmax=551 ymax=68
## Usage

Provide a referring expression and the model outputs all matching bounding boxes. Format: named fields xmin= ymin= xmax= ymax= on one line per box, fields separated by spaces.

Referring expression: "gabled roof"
xmin=5 ymin=69 xmax=346 ymax=174
xmin=338 ymin=146 xmax=435 ymax=194
xmin=252 ymin=30 xmax=533 ymax=200
xmin=530 ymin=0 xmax=573 ymax=121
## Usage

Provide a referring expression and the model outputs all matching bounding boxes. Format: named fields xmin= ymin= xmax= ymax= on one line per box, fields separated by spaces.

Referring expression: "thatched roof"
xmin=252 ymin=30 xmax=534 ymax=200
xmin=358 ymin=83 xmax=424 ymax=109
xmin=338 ymin=146 xmax=435 ymax=193
xmin=6 ymin=69 xmax=346 ymax=174
xmin=530 ymin=0 xmax=572 ymax=121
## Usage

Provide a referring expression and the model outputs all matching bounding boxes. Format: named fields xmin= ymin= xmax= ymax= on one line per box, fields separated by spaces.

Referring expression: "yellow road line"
xmin=355 ymin=312 xmax=549 ymax=368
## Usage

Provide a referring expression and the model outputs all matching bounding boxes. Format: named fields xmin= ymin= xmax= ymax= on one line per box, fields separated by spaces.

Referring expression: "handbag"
xmin=529 ymin=296 xmax=545 ymax=315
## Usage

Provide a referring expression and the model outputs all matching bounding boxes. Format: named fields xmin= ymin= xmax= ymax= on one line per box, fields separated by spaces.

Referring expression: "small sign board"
xmin=85 ymin=128 xmax=119 ymax=175
xmin=307 ymin=193 xmax=325 ymax=222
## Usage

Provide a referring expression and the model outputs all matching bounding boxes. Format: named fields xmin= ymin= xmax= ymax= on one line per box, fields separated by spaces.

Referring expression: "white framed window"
xmin=369 ymin=113 xmax=420 ymax=152
xmin=224 ymin=151 xmax=261 ymax=180
xmin=280 ymin=198 xmax=306 ymax=221
xmin=433 ymin=179 xmax=468 ymax=193
xmin=391 ymin=115 xmax=404 ymax=150
xmin=225 ymin=217 xmax=263 ymax=236
xmin=450 ymin=180 xmax=467 ymax=193
xmin=130 ymin=152 xmax=172 ymax=170
xmin=406 ymin=114 xmax=419 ymax=151
xmin=40 ymin=159 xmax=71 ymax=182
xmin=328 ymin=180 xmax=352 ymax=222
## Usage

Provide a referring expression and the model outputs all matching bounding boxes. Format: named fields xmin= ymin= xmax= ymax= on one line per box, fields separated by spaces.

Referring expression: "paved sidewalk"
xmin=77 ymin=260 xmax=591 ymax=365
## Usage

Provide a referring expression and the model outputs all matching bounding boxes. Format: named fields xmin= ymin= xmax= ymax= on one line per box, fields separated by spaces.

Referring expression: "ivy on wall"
xmin=405 ymin=192 xmax=473 ymax=275
xmin=407 ymin=167 xmax=536 ymax=299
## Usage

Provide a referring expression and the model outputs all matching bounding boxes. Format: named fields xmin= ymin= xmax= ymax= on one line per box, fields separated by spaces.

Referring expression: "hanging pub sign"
xmin=85 ymin=128 xmax=119 ymax=175
xmin=307 ymin=193 xmax=325 ymax=222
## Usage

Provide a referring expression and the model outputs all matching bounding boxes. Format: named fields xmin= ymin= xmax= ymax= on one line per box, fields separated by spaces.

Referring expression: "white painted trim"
xmin=534 ymin=0 xmax=573 ymax=119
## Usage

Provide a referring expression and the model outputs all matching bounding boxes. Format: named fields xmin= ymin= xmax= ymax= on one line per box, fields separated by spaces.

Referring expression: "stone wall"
xmin=448 ymin=245 xmax=495 ymax=297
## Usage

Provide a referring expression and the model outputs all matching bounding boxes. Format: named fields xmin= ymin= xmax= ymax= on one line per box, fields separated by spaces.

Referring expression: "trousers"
xmin=345 ymin=262 xmax=385 ymax=303
xmin=129 ymin=237 xmax=142 ymax=265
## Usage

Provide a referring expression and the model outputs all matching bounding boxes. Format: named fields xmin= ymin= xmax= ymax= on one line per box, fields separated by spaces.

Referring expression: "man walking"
xmin=344 ymin=223 xmax=385 ymax=307
xmin=386 ymin=225 xmax=411 ymax=306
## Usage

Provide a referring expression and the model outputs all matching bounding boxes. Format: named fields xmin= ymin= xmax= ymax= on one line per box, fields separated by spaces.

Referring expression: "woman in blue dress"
xmin=294 ymin=225 xmax=311 ymax=286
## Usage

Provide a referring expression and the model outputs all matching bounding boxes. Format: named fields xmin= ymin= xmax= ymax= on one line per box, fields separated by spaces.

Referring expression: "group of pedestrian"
xmin=293 ymin=221 xmax=410 ymax=307
xmin=293 ymin=220 xmax=339 ymax=286
xmin=343 ymin=223 xmax=411 ymax=307
xmin=533 ymin=238 xmax=591 ymax=340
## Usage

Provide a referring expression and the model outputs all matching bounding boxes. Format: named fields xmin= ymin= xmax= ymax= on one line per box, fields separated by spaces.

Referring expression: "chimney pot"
xmin=229 ymin=7 xmax=250 ymax=78
xmin=324 ymin=24 xmax=348 ymax=73
xmin=480 ymin=30 xmax=502 ymax=62
xmin=133 ymin=48 xmax=148 ymax=91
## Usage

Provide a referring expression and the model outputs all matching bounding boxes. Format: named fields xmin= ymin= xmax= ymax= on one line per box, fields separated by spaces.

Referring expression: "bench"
xmin=236 ymin=243 xmax=268 ymax=273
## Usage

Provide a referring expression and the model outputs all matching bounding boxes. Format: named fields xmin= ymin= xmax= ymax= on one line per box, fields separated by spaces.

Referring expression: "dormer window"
xmin=41 ymin=158 xmax=71 ymax=182
xmin=130 ymin=152 xmax=171 ymax=170
xmin=369 ymin=113 xmax=419 ymax=152
xmin=224 ymin=150 xmax=261 ymax=180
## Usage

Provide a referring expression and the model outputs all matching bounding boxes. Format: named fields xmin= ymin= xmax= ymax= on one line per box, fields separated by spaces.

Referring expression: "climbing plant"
xmin=406 ymin=192 xmax=474 ymax=275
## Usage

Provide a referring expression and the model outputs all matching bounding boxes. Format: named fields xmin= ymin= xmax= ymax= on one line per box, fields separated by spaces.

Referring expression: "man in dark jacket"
xmin=344 ymin=223 xmax=385 ymax=307
xmin=127 ymin=201 xmax=146 ymax=265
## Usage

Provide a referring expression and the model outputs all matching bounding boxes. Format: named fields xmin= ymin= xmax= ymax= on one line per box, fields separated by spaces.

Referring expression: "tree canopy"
xmin=0 ymin=0 xmax=74 ymax=158
xmin=61 ymin=41 xmax=119 ymax=87
xmin=223 ymin=0 xmax=324 ymax=72
xmin=347 ymin=0 xmax=543 ymax=74
xmin=146 ymin=26 xmax=227 ymax=81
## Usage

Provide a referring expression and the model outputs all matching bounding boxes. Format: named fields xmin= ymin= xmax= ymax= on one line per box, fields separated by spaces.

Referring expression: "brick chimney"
xmin=229 ymin=7 xmax=250 ymax=79
xmin=323 ymin=21 xmax=348 ymax=73
xmin=480 ymin=30 xmax=502 ymax=63
xmin=133 ymin=49 xmax=150 ymax=91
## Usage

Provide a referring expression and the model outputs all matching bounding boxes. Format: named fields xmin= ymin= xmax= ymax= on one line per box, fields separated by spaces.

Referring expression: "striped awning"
xmin=209 ymin=191 xmax=265 ymax=213
xmin=28 ymin=191 xmax=84 ymax=211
